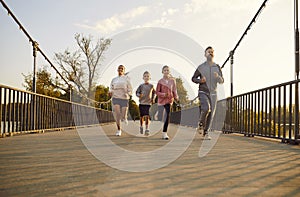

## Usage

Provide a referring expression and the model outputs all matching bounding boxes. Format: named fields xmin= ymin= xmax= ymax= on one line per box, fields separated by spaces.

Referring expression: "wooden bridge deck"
xmin=1 ymin=121 xmax=300 ymax=197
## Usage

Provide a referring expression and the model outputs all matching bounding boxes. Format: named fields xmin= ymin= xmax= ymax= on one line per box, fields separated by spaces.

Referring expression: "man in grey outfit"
xmin=192 ymin=46 xmax=224 ymax=139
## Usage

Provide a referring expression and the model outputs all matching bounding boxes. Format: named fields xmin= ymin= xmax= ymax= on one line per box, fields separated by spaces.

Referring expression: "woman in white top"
xmin=109 ymin=65 xmax=133 ymax=136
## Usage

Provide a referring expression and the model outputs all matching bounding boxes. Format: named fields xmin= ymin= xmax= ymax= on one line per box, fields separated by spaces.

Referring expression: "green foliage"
xmin=94 ymin=85 xmax=111 ymax=110
xmin=129 ymin=97 xmax=139 ymax=120
xmin=175 ymin=77 xmax=189 ymax=104
xmin=23 ymin=33 xmax=112 ymax=107
xmin=22 ymin=67 xmax=64 ymax=98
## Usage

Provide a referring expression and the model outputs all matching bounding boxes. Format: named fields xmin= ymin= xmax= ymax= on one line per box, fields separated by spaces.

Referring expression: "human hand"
xmin=200 ymin=77 xmax=206 ymax=83
xmin=164 ymin=92 xmax=169 ymax=97
xmin=139 ymin=93 xmax=144 ymax=98
xmin=214 ymin=72 xmax=219 ymax=78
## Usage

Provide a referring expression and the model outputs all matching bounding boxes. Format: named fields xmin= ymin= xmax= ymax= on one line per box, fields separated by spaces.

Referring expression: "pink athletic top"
xmin=156 ymin=77 xmax=178 ymax=106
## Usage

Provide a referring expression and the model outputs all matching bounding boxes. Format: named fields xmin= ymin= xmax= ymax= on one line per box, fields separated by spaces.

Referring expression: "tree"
xmin=129 ymin=98 xmax=139 ymax=120
xmin=171 ymin=76 xmax=189 ymax=111
xmin=175 ymin=77 xmax=189 ymax=104
xmin=22 ymin=66 xmax=63 ymax=98
xmin=54 ymin=33 xmax=111 ymax=102
xmin=94 ymin=85 xmax=111 ymax=110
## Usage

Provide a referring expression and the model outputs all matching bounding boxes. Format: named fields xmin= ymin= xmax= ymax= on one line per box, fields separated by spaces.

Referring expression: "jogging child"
xmin=136 ymin=71 xmax=156 ymax=136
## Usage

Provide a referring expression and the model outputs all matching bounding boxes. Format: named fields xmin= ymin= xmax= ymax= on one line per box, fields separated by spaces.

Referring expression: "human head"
xmin=205 ymin=46 xmax=214 ymax=61
xmin=162 ymin=65 xmax=170 ymax=78
xmin=143 ymin=71 xmax=151 ymax=83
xmin=117 ymin=65 xmax=125 ymax=76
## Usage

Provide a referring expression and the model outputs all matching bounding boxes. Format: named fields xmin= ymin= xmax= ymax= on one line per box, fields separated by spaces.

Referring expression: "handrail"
xmin=170 ymin=79 xmax=300 ymax=145
xmin=222 ymin=79 xmax=300 ymax=100
xmin=0 ymin=84 xmax=115 ymax=136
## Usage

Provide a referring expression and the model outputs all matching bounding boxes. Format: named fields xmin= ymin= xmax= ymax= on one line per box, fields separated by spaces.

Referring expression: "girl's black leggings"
xmin=158 ymin=104 xmax=171 ymax=132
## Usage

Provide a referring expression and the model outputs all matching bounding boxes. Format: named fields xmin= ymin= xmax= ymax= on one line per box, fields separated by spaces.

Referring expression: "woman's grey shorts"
xmin=112 ymin=98 xmax=129 ymax=108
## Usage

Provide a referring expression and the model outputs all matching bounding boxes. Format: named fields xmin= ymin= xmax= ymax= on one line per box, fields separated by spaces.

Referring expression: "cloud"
xmin=140 ymin=18 xmax=169 ymax=27
xmin=76 ymin=6 xmax=149 ymax=34
xmin=184 ymin=0 xmax=205 ymax=14
xmin=183 ymin=0 xmax=262 ymax=14
xmin=121 ymin=6 xmax=149 ymax=20
xmin=76 ymin=2 xmax=184 ymax=34
xmin=95 ymin=17 xmax=124 ymax=33
xmin=76 ymin=0 xmax=278 ymax=35
xmin=136 ymin=7 xmax=179 ymax=28
xmin=162 ymin=8 xmax=179 ymax=17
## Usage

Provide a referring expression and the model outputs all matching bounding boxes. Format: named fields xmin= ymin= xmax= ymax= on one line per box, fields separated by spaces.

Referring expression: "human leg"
xmin=162 ymin=104 xmax=171 ymax=132
xmin=140 ymin=116 xmax=144 ymax=134
xmin=145 ymin=115 xmax=150 ymax=129
xmin=207 ymin=94 xmax=217 ymax=131
xmin=113 ymin=104 xmax=122 ymax=136
xmin=198 ymin=93 xmax=211 ymax=136
xmin=161 ymin=104 xmax=171 ymax=140
xmin=121 ymin=106 xmax=128 ymax=125
xmin=144 ymin=115 xmax=150 ymax=136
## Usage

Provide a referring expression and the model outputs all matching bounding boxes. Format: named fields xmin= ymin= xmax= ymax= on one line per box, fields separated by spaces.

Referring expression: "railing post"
xmin=69 ymin=85 xmax=72 ymax=102
xmin=31 ymin=41 xmax=38 ymax=131
xmin=295 ymin=81 xmax=299 ymax=143
xmin=32 ymin=41 xmax=38 ymax=93
xmin=230 ymin=51 xmax=234 ymax=97
xmin=294 ymin=0 xmax=299 ymax=143
xmin=230 ymin=51 xmax=235 ymax=133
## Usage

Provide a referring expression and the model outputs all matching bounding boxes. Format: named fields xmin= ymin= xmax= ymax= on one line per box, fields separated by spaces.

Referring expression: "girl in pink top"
xmin=156 ymin=65 xmax=179 ymax=140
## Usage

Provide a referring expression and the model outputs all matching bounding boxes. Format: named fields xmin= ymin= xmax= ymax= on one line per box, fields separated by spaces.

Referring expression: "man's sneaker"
xmin=140 ymin=126 xmax=143 ymax=134
xmin=145 ymin=129 xmax=150 ymax=136
xmin=115 ymin=130 xmax=122 ymax=136
xmin=162 ymin=132 xmax=169 ymax=140
xmin=204 ymin=135 xmax=212 ymax=140
xmin=203 ymin=131 xmax=211 ymax=140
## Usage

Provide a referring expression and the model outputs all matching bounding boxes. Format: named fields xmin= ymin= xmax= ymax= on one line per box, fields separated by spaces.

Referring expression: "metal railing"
xmin=170 ymin=79 xmax=300 ymax=144
xmin=0 ymin=84 xmax=114 ymax=136
xmin=223 ymin=79 xmax=300 ymax=144
xmin=170 ymin=98 xmax=227 ymax=131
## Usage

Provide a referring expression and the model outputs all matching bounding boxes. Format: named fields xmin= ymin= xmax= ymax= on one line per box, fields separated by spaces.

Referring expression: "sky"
xmin=0 ymin=0 xmax=298 ymax=101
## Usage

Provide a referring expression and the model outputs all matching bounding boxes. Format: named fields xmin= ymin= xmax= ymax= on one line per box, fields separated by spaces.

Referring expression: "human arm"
xmin=151 ymin=87 xmax=156 ymax=103
xmin=156 ymin=81 xmax=167 ymax=97
xmin=136 ymin=85 xmax=142 ymax=98
xmin=126 ymin=76 xmax=133 ymax=96
xmin=108 ymin=79 xmax=114 ymax=97
xmin=215 ymin=65 xmax=224 ymax=84
xmin=192 ymin=68 xmax=206 ymax=84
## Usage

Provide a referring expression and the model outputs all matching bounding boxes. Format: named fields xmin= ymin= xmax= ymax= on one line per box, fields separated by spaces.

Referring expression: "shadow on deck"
xmin=0 ymin=121 xmax=300 ymax=196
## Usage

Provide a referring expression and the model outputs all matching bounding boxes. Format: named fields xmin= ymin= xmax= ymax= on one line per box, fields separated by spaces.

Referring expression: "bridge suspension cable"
xmin=220 ymin=0 xmax=268 ymax=97
xmin=0 ymin=0 xmax=68 ymax=86
xmin=221 ymin=0 xmax=268 ymax=69
xmin=0 ymin=0 xmax=111 ymax=108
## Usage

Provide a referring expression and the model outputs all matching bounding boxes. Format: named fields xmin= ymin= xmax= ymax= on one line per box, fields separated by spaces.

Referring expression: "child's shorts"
xmin=139 ymin=104 xmax=151 ymax=117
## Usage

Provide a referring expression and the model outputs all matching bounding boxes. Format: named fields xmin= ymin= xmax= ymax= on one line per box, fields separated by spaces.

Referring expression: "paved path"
xmin=1 ymin=121 xmax=300 ymax=197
